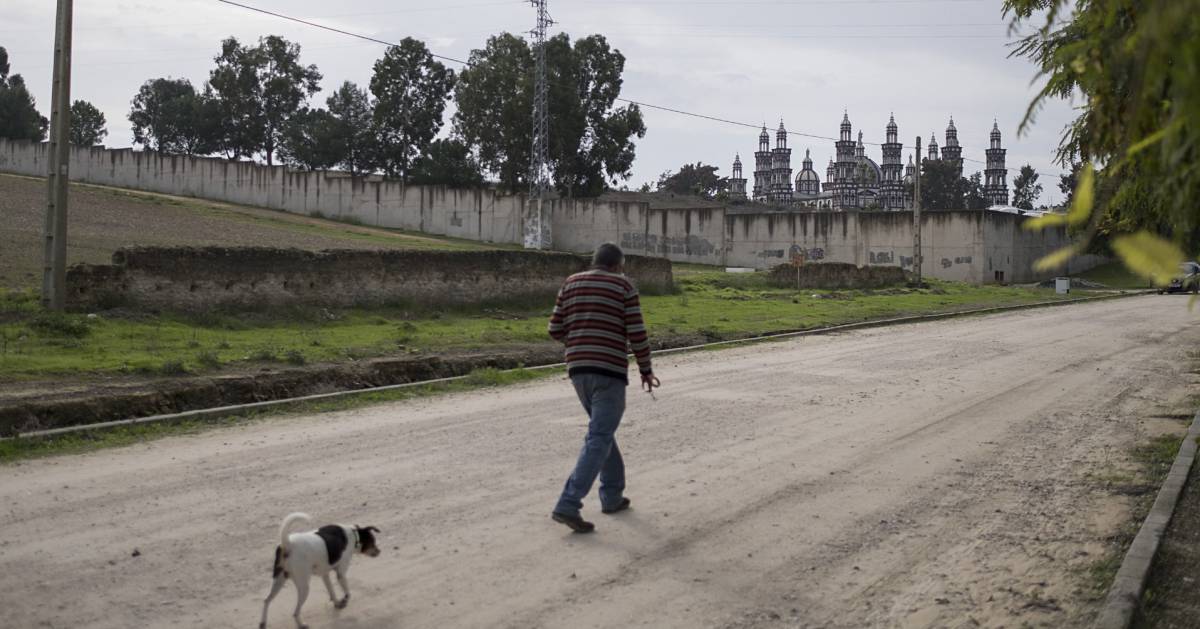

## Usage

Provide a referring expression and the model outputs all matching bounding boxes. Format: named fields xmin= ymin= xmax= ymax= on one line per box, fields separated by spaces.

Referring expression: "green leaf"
xmin=1024 ymin=213 xmax=1069 ymax=231
xmin=1111 ymin=232 xmax=1186 ymax=287
xmin=1066 ymin=162 xmax=1094 ymax=227
xmin=1033 ymin=245 xmax=1080 ymax=272
xmin=1126 ymin=119 xmax=1182 ymax=158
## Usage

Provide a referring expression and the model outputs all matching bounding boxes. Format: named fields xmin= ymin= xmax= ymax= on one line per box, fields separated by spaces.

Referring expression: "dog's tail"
xmin=279 ymin=512 xmax=311 ymax=551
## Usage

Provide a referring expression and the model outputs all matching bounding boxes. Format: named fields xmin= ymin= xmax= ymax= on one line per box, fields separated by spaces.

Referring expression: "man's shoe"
xmin=601 ymin=497 xmax=631 ymax=514
xmin=552 ymin=512 xmax=595 ymax=533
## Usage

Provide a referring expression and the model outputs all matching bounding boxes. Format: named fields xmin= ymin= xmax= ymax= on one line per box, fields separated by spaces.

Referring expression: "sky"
xmin=2 ymin=0 xmax=1079 ymax=205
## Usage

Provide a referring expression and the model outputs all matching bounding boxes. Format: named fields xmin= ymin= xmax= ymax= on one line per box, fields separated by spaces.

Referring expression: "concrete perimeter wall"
xmin=1 ymin=139 xmax=1095 ymax=283
xmin=0 ymin=139 xmax=527 ymax=246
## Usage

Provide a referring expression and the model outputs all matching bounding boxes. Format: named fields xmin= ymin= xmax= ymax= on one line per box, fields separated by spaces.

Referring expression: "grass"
xmin=1075 ymin=261 xmax=1151 ymax=289
xmin=1081 ymin=433 xmax=1185 ymax=598
xmin=0 ymin=366 xmax=553 ymax=463
xmin=0 ymin=273 xmax=1083 ymax=381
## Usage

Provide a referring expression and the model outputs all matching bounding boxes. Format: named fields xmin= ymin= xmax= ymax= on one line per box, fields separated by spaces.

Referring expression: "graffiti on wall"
xmin=868 ymin=250 xmax=894 ymax=264
xmin=786 ymin=245 xmax=825 ymax=263
xmin=941 ymin=255 xmax=974 ymax=268
xmin=620 ymin=233 xmax=718 ymax=258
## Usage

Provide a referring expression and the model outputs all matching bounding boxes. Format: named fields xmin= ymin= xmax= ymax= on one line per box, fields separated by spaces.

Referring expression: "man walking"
xmin=549 ymin=243 xmax=659 ymax=533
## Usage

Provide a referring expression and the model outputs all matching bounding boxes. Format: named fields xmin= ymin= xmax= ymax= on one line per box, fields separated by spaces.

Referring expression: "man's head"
xmin=592 ymin=243 xmax=624 ymax=271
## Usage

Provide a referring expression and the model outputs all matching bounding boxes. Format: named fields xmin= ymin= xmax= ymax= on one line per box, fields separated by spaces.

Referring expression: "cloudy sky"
xmin=3 ymin=0 xmax=1077 ymax=204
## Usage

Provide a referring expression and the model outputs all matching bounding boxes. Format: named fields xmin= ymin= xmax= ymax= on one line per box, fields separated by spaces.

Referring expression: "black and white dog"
xmin=260 ymin=512 xmax=381 ymax=629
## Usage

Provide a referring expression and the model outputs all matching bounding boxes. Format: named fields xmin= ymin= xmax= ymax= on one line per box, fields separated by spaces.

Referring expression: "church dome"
xmin=856 ymin=155 xmax=882 ymax=187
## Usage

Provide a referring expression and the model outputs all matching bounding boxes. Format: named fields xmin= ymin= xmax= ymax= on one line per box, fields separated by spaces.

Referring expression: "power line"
xmin=209 ymin=0 xmax=1064 ymax=180
xmin=0 ymin=1 xmax=524 ymax=34
xmin=214 ymin=0 xmax=472 ymax=66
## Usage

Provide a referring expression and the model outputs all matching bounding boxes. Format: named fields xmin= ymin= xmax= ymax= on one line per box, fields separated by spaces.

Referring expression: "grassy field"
xmin=1075 ymin=261 xmax=1152 ymax=289
xmin=0 ymin=173 xmax=508 ymax=289
xmin=0 ymin=270 xmax=1081 ymax=381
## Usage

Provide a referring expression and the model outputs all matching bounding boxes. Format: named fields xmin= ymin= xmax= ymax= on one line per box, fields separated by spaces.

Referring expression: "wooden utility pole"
xmin=912 ymin=136 xmax=923 ymax=286
xmin=42 ymin=0 xmax=73 ymax=310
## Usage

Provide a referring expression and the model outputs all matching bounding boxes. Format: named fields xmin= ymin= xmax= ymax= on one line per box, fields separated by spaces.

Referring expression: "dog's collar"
xmin=352 ymin=527 xmax=361 ymax=550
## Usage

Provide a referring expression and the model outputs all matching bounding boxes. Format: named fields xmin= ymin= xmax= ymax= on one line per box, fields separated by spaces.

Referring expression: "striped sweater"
xmin=548 ymin=269 xmax=653 ymax=383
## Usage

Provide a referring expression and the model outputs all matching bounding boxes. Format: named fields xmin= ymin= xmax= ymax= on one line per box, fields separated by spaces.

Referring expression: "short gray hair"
xmin=592 ymin=242 xmax=624 ymax=269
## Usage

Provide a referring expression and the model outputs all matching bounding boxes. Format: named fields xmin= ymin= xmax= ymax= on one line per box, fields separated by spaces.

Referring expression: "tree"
xmin=1011 ymin=164 xmax=1042 ymax=211
xmin=128 ymin=78 xmax=214 ymax=154
xmin=258 ymin=36 xmax=321 ymax=167
xmin=409 ymin=138 xmax=484 ymax=187
xmin=69 ymin=100 xmax=107 ymax=146
xmin=1058 ymin=162 xmax=1082 ymax=209
xmin=325 ymin=81 xmax=375 ymax=177
xmin=1005 ymin=0 xmax=1200 ymax=278
xmin=207 ymin=37 xmax=264 ymax=160
xmin=963 ymin=172 xmax=988 ymax=210
xmin=453 ymin=33 xmax=532 ymax=192
xmin=919 ymin=159 xmax=964 ymax=210
xmin=277 ymin=108 xmax=344 ymax=171
xmin=207 ymin=36 xmax=321 ymax=165
xmin=370 ymin=38 xmax=455 ymax=181
xmin=656 ymin=162 xmax=727 ymax=198
xmin=0 ymin=47 xmax=48 ymax=141
xmin=454 ymin=32 xmax=646 ymax=196
xmin=546 ymin=34 xmax=646 ymax=197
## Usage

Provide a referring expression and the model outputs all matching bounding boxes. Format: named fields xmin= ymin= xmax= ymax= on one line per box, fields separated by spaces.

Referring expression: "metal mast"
xmin=524 ymin=0 xmax=553 ymax=249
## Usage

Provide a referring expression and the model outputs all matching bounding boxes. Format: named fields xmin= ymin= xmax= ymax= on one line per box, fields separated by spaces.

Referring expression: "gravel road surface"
xmin=2 ymin=295 xmax=1197 ymax=629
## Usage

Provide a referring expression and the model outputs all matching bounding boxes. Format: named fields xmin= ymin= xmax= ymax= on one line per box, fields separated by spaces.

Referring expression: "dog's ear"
xmin=367 ymin=526 xmax=380 ymax=533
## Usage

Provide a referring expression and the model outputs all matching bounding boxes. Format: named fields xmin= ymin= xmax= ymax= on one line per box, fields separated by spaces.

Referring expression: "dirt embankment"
xmin=0 ymin=346 xmax=555 ymax=435
xmin=0 ymin=331 xmax=721 ymax=435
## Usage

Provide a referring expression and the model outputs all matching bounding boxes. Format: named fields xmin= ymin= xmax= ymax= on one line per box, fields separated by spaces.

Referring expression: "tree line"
xmin=0 ymin=47 xmax=109 ymax=147
xmin=0 ymin=33 xmax=646 ymax=197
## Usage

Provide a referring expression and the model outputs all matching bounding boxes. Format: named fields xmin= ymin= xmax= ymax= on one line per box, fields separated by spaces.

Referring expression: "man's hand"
xmin=641 ymin=372 xmax=661 ymax=393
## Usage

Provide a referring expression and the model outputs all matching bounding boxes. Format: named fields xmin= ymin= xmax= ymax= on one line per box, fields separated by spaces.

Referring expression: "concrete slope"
xmin=1 ymin=295 xmax=1197 ymax=628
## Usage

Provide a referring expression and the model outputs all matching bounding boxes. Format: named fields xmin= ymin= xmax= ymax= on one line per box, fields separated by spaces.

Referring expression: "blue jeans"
xmin=554 ymin=373 xmax=627 ymax=517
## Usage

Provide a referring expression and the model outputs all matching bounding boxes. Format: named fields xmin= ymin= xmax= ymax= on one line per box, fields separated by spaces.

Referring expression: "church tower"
xmin=984 ymin=120 xmax=1009 ymax=206
xmin=824 ymin=158 xmax=835 ymax=192
xmin=880 ymin=114 xmax=904 ymax=209
xmin=941 ymin=116 xmax=963 ymax=177
xmin=770 ymin=120 xmax=793 ymax=203
xmin=834 ymin=112 xmax=857 ymax=209
xmin=927 ymin=132 xmax=940 ymax=161
xmin=753 ymin=125 xmax=770 ymax=201
xmin=729 ymin=154 xmax=747 ymax=200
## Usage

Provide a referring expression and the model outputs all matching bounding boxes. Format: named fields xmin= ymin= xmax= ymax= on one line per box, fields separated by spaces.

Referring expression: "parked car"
xmin=1161 ymin=261 xmax=1200 ymax=294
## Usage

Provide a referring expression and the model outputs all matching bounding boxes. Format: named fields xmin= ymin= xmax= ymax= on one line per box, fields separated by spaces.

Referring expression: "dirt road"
xmin=2 ymin=296 xmax=1197 ymax=629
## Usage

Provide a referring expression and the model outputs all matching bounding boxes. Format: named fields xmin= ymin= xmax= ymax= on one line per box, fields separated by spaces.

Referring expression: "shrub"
xmin=28 ymin=313 xmax=91 ymax=338
xmin=284 ymin=349 xmax=307 ymax=365
xmin=159 ymin=359 xmax=190 ymax=376
xmin=250 ymin=347 xmax=278 ymax=362
xmin=197 ymin=351 xmax=221 ymax=369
